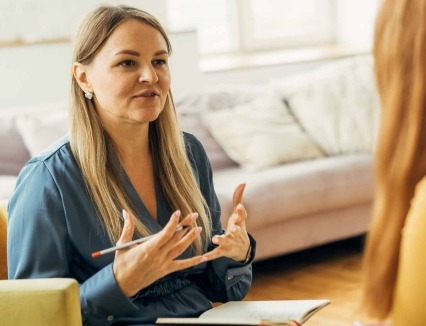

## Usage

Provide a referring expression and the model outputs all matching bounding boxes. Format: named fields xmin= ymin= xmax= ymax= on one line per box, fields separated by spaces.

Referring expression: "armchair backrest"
xmin=0 ymin=207 xmax=6 ymax=280
xmin=0 ymin=278 xmax=82 ymax=326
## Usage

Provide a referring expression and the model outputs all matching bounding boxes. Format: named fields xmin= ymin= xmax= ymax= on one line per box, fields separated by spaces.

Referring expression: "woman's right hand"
xmin=112 ymin=209 xmax=206 ymax=297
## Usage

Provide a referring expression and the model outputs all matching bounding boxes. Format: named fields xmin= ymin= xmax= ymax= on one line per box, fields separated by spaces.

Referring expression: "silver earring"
xmin=84 ymin=91 xmax=93 ymax=100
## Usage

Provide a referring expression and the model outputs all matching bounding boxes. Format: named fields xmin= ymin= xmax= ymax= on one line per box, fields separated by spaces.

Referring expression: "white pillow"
xmin=15 ymin=101 xmax=68 ymax=157
xmin=201 ymin=95 xmax=324 ymax=171
xmin=175 ymin=84 xmax=268 ymax=115
xmin=270 ymin=55 xmax=381 ymax=155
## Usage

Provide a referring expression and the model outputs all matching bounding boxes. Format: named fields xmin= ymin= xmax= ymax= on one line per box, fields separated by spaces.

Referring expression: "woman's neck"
xmin=106 ymin=122 xmax=151 ymax=163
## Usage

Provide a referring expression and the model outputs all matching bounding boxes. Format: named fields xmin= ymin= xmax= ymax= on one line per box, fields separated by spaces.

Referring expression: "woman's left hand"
xmin=203 ymin=183 xmax=251 ymax=262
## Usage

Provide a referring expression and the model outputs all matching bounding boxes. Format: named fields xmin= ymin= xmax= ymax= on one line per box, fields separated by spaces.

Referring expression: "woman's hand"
xmin=113 ymin=210 xmax=206 ymax=297
xmin=203 ymin=183 xmax=251 ymax=263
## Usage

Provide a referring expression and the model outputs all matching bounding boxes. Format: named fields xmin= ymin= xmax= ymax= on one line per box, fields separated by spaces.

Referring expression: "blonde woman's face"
xmin=86 ymin=19 xmax=171 ymax=128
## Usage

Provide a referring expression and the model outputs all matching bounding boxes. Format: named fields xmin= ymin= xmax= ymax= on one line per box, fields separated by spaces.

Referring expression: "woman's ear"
xmin=73 ymin=62 xmax=92 ymax=92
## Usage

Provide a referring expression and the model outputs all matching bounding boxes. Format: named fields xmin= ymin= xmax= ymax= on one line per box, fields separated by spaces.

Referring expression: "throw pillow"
xmin=175 ymin=84 xmax=267 ymax=115
xmin=15 ymin=101 xmax=68 ymax=157
xmin=0 ymin=108 xmax=31 ymax=175
xmin=201 ymin=94 xmax=324 ymax=171
xmin=176 ymin=84 xmax=270 ymax=171
xmin=179 ymin=114 xmax=238 ymax=171
xmin=270 ymin=55 xmax=380 ymax=155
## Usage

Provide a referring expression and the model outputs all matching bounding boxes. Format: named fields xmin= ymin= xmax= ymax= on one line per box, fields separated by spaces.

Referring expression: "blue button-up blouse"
xmin=7 ymin=133 xmax=255 ymax=325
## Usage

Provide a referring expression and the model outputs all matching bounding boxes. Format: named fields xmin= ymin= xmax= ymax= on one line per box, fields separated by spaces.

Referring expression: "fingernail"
xmin=122 ymin=209 xmax=128 ymax=221
xmin=237 ymin=204 xmax=243 ymax=210
xmin=195 ymin=226 xmax=202 ymax=234
xmin=191 ymin=212 xmax=198 ymax=221
xmin=175 ymin=210 xmax=181 ymax=218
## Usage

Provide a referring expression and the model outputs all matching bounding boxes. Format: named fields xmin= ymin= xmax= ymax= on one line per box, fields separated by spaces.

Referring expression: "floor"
xmin=244 ymin=236 xmax=366 ymax=326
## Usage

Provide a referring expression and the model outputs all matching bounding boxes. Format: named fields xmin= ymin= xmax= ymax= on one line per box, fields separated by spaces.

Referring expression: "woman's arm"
xmin=7 ymin=160 xmax=139 ymax=325
xmin=184 ymin=133 xmax=256 ymax=302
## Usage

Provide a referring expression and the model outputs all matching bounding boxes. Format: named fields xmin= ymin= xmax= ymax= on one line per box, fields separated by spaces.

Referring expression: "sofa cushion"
xmin=176 ymin=84 xmax=270 ymax=171
xmin=0 ymin=101 xmax=68 ymax=175
xmin=214 ymin=154 xmax=374 ymax=229
xmin=270 ymin=55 xmax=380 ymax=155
xmin=201 ymin=94 xmax=324 ymax=171
xmin=15 ymin=101 xmax=68 ymax=157
xmin=0 ymin=109 xmax=31 ymax=175
xmin=175 ymin=84 xmax=267 ymax=114
xmin=180 ymin=114 xmax=238 ymax=171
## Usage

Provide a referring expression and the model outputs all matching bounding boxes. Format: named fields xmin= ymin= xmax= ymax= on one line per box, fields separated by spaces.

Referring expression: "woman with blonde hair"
xmin=362 ymin=0 xmax=426 ymax=325
xmin=8 ymin=5 xmax=255 ymax=325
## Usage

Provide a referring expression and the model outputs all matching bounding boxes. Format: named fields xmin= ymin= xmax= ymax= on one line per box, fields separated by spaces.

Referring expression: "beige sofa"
xmin=0 ymin=55 xmax=378 ymax=262
xmin=176 ymin=54 xmax=379 ymax=260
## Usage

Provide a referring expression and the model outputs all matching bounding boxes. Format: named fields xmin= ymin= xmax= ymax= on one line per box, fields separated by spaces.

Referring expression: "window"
xmin=239 ymin=0 xmax=334 ymax=51
xmin=167 ymin=0 xmax=238 ymax=54
xmin=167 ymin=0 xmax=334 ymax=55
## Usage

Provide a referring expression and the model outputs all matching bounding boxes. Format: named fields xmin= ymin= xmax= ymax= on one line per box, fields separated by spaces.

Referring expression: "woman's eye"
xmin=120 ymin=60 xmax=136 ymax=67
xmin=153 ymin=59 xmax=167 ymax=66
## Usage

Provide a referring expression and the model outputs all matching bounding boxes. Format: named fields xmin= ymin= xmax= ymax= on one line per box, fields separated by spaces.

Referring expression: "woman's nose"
xmin=138 ymin=64 xmax=158 ymax=83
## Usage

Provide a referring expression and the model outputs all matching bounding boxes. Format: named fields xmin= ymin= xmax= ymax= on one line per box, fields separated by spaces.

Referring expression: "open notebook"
xmin=156 ymin=299 xmax=331 ymax=325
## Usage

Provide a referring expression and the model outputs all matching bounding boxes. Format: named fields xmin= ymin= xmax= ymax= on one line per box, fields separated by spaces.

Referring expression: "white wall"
xmin=335 ymin=0 xmax=381 ymax=49
xmin=0 ymin=43 xmax=72 ymax=108
xmin=0 ymin=32 xmax=200 ymax=108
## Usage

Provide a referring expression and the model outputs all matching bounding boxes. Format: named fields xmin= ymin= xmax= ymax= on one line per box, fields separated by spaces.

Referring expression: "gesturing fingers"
xmin=116 ymin=209 xmax=136 ymax=246
xmin=168 ymin=254 xmax=208 ymax=274
xmin=234 ymin=203 xmax=248 ymax=226
xmin=149 ymin=210 xmax=182 ymax=247
xmin=233 ymin=183 xmax=246 ymax=212
xmin=166 ymin=226 xmax=203 ymax=260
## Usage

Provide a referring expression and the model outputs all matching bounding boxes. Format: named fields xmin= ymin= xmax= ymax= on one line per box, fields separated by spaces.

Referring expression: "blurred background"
xmin=0 ymin=0 xmax=380 ymax=108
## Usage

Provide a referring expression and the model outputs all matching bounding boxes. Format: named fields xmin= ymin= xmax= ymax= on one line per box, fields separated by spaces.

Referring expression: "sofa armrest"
xmin=0 ymin=278 xmax=82 ymax=326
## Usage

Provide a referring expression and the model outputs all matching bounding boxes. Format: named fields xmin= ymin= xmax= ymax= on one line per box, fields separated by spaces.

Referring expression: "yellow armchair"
xmin=0 ymin=201 xmax=7 ymax=280
xmin=0 ymin=203 xmax=82 ymax=326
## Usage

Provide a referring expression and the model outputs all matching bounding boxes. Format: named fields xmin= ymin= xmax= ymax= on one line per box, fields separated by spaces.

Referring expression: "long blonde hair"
xmin=70 ymin=5 xmax=211 ymax=254
xmin=362 ymin=0 xmax=426 ymax=319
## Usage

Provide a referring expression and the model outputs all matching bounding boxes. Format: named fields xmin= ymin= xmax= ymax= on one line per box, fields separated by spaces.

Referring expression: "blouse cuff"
xmin=80 ymin=264 xmax=139 ymax=325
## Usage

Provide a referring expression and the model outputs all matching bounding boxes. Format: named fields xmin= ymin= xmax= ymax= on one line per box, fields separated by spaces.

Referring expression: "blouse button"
xmin=107 ymin=315 xmax=114 ymax=322
xmin=227 ymin=275 xmax=234 ymax=280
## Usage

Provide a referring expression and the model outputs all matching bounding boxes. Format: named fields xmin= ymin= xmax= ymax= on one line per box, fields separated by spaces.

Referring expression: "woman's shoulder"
xmin=13 ymin=136 xmax=83 ymax=200
xmin=182 ymin=132 xmax=209 ymax=163
xmin=22 ymin=136 xmax=76 ymax=177
xmin=183 ymin=132 xmax=211 ymax=171
xmin=183 ymin=131 xmax=202 ymax=147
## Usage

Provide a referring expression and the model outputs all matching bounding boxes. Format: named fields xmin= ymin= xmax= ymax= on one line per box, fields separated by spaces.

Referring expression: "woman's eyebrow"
xmin=114 ymin=49 xmax=168 ymax=56
xmin=115 ymin=49 xmax=139 ymax=56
